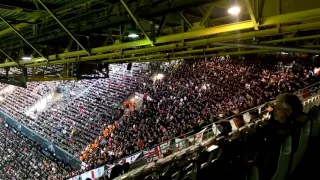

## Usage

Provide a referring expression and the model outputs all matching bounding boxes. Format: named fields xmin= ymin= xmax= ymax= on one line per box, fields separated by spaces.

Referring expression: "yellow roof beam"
xmin=1 ymin=8 xmax=320 ymax=67
xmin=244 ymin=0 xmax=259 ymax=30
xmin=200 ymin=3 xmax=217 ymax=27
xmin=260 ymin=7 xmax=320 ymax=25
xmin=20 ymin=21 xmax=320 ymax=68
xmin=0 ymin=11 xmax=47 ymax=36
xmin=104 ymin=50 xmax=275 ymax=64
xmin=4 ymin=21 xmax=320 ymax=68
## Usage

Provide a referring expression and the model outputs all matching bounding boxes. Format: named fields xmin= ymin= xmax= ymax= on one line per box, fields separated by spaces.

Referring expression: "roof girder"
xmin=1 ymin=2 xmax=320 ymax=68
xmin=3 ymin=20 xmax=320 ymax=68
xmin=0 ymin=0 xmax=223 ymax=50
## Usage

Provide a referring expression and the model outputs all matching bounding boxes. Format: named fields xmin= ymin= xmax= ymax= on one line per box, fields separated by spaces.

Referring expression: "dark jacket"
xmin=256 ymin=112 xmax=308 ymax=180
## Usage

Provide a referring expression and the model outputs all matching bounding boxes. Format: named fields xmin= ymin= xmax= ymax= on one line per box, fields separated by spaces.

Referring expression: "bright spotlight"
xmin=22 ymin=56 xmax=31 ymax=60
xmin=128 ymin=33 xmax=139 ymax=38
xmin=228 ymin=6 xmax=240 ymax=15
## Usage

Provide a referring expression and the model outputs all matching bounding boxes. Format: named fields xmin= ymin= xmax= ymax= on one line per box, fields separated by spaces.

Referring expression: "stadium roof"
xmin=0 ymin=0 xmax=320 ymax=81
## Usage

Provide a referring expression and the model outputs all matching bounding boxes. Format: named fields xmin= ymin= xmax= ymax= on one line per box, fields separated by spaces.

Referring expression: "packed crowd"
xmin=80 ymin=57 xmax=317 ymax=170
xmin=0 ymin=64 xmax=149 ymax=157
xmin=0 ymin=56 xmax=317 ymax=179
xmin=0 ymin=121 xmax=71 ymax=180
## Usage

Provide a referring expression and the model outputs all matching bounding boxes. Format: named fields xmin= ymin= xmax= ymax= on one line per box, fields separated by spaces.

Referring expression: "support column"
xmin=200 ymin=3 xmax=216 ymax=27
xmin=37 ymin=0 xmax=90 ymax=55
xmin=0 ymin=49 xmax=20 ymax=65
xmin=245 ymin=0 xmax=259 ymax=30
xmin=0 ymin=15 xmax=47 ymax=61
xmin=156 ymin=15 xmax=168 ymax=37
xmin=120 ymin=0 xmax=153 ymax=45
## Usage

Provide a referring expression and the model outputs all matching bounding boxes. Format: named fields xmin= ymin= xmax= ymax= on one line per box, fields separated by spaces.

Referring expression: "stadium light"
xmin=22 ymin=56 xmax=31 ymax=60
xmin=128 ymin=28 xmax=139 ymax=38
xmin=128 ymin=33 xmax=139 ymax=38
xmin=228 ymin=0 xmax=240 ymax=15
xmin=228 ymin=6 xmax=240 ymax=15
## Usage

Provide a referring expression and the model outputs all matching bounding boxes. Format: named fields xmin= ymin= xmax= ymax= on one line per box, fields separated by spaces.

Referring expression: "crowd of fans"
xmin=79 ymin=57 xmax=317 ymax=170
xmin=0 ymin=56 xmax=317 ymax=179
xmin=0 ymin=64 xmax=149 ymax=156
xmin=0 ymin=121 xmax=71 ymax=180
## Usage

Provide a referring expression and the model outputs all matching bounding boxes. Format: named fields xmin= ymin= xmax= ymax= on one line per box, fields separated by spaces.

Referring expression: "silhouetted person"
xmin=110 ymin=164 xmax=123 ymax=179
xmin=257 ymin=93 xmax=307 ymax=180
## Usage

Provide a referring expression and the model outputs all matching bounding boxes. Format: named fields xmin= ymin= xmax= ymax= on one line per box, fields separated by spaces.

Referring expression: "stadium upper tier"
xmin=0 ymin=57 xmax=318 ymax=179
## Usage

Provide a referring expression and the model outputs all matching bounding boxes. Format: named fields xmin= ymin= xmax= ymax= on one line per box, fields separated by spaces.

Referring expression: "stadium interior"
xmin=0 ymin=0 xmax=320 ymax=179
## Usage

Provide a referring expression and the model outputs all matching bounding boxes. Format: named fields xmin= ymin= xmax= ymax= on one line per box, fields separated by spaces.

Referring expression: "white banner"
xmin=80 ymin=171 xmax=93 ymax=179
xmin=126 ymin=152 xmax=141 ymax=164
xmin=230 ymin=119 xmax=238 ymax=131
xmin=75 ymin=166 xmax=105 ymax=180
xmin=93 ymin=166 xmax=105 ymax=178
xmin=159 ymin=140 xmax=171 ymax=154
xmin=243 ymin=112 xmax=251 ymax=123
xmin=143 ymin=146 xmax=160 ymax=162
xmin=69 ymin=175 xmax=81 ymax=180
xmin=175 ymin=138 xmax=186 ymax=151
xmin=212 ymin=123 xmax=221 ymax=136
xmin=187 ymin=127 xmax=207 ymax=144
xmin=70 ymin=152 xmax=141 ymax=180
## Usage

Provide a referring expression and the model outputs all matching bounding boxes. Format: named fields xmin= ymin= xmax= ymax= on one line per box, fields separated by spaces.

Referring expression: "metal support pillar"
xmin=63 ymin=64 xmax=68 ymax=77
xmin=120 ymin=26 xmax=128 ymax=42
xmin=178 ymin=11 xmax=193 ymax=29
xmin=277 ymin=0 xmax=282 ymax=15
xmin=151 ymin=21 xmax=155 ymax=42
xmin=200 ymin=3 xmax=216 ymax=27
xmin=120 ymin=0 xmax=153 ymax=45
xmin=106 ymin=30 xmax=115 ymax=43
xmin=168 ymin=0 xmax=192 ymax=29
xmin=245 ymin=0 xmax=259 ymax=30
xmin=156 ymin=15 xmax=169 ymax=37
xmin=37 ymin=0 xmax=90 ymax=55
xmin=258 ymin=0 xmax=265 ymax=19
xmin=0 ymin=49 xmax=20 ymax=66
xmin=254 ymin=0 xmax=259 ymax=19
xmin=67 ymin=39 xmax=74 ymax=52
xmin=2 ymin=10 xmax=320 ymax=67
xmin=181 ymin=17 xmax=185 ymax=44
xmin=211 ymin=42 xmax=320 ymax=54
xmin=32 ymin=0 xmax=40 ymax=10
xmin=103 ymin=36 xmax=110 ymax=47
xmin=0 ymin=15 xmax=47 ymax=61
xmin=198 ymin=7 xmax=215 ymax=26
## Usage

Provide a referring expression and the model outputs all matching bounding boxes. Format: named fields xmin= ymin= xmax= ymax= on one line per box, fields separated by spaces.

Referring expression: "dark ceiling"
xmin=0 ymin=0 xmax=319 ymax=81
